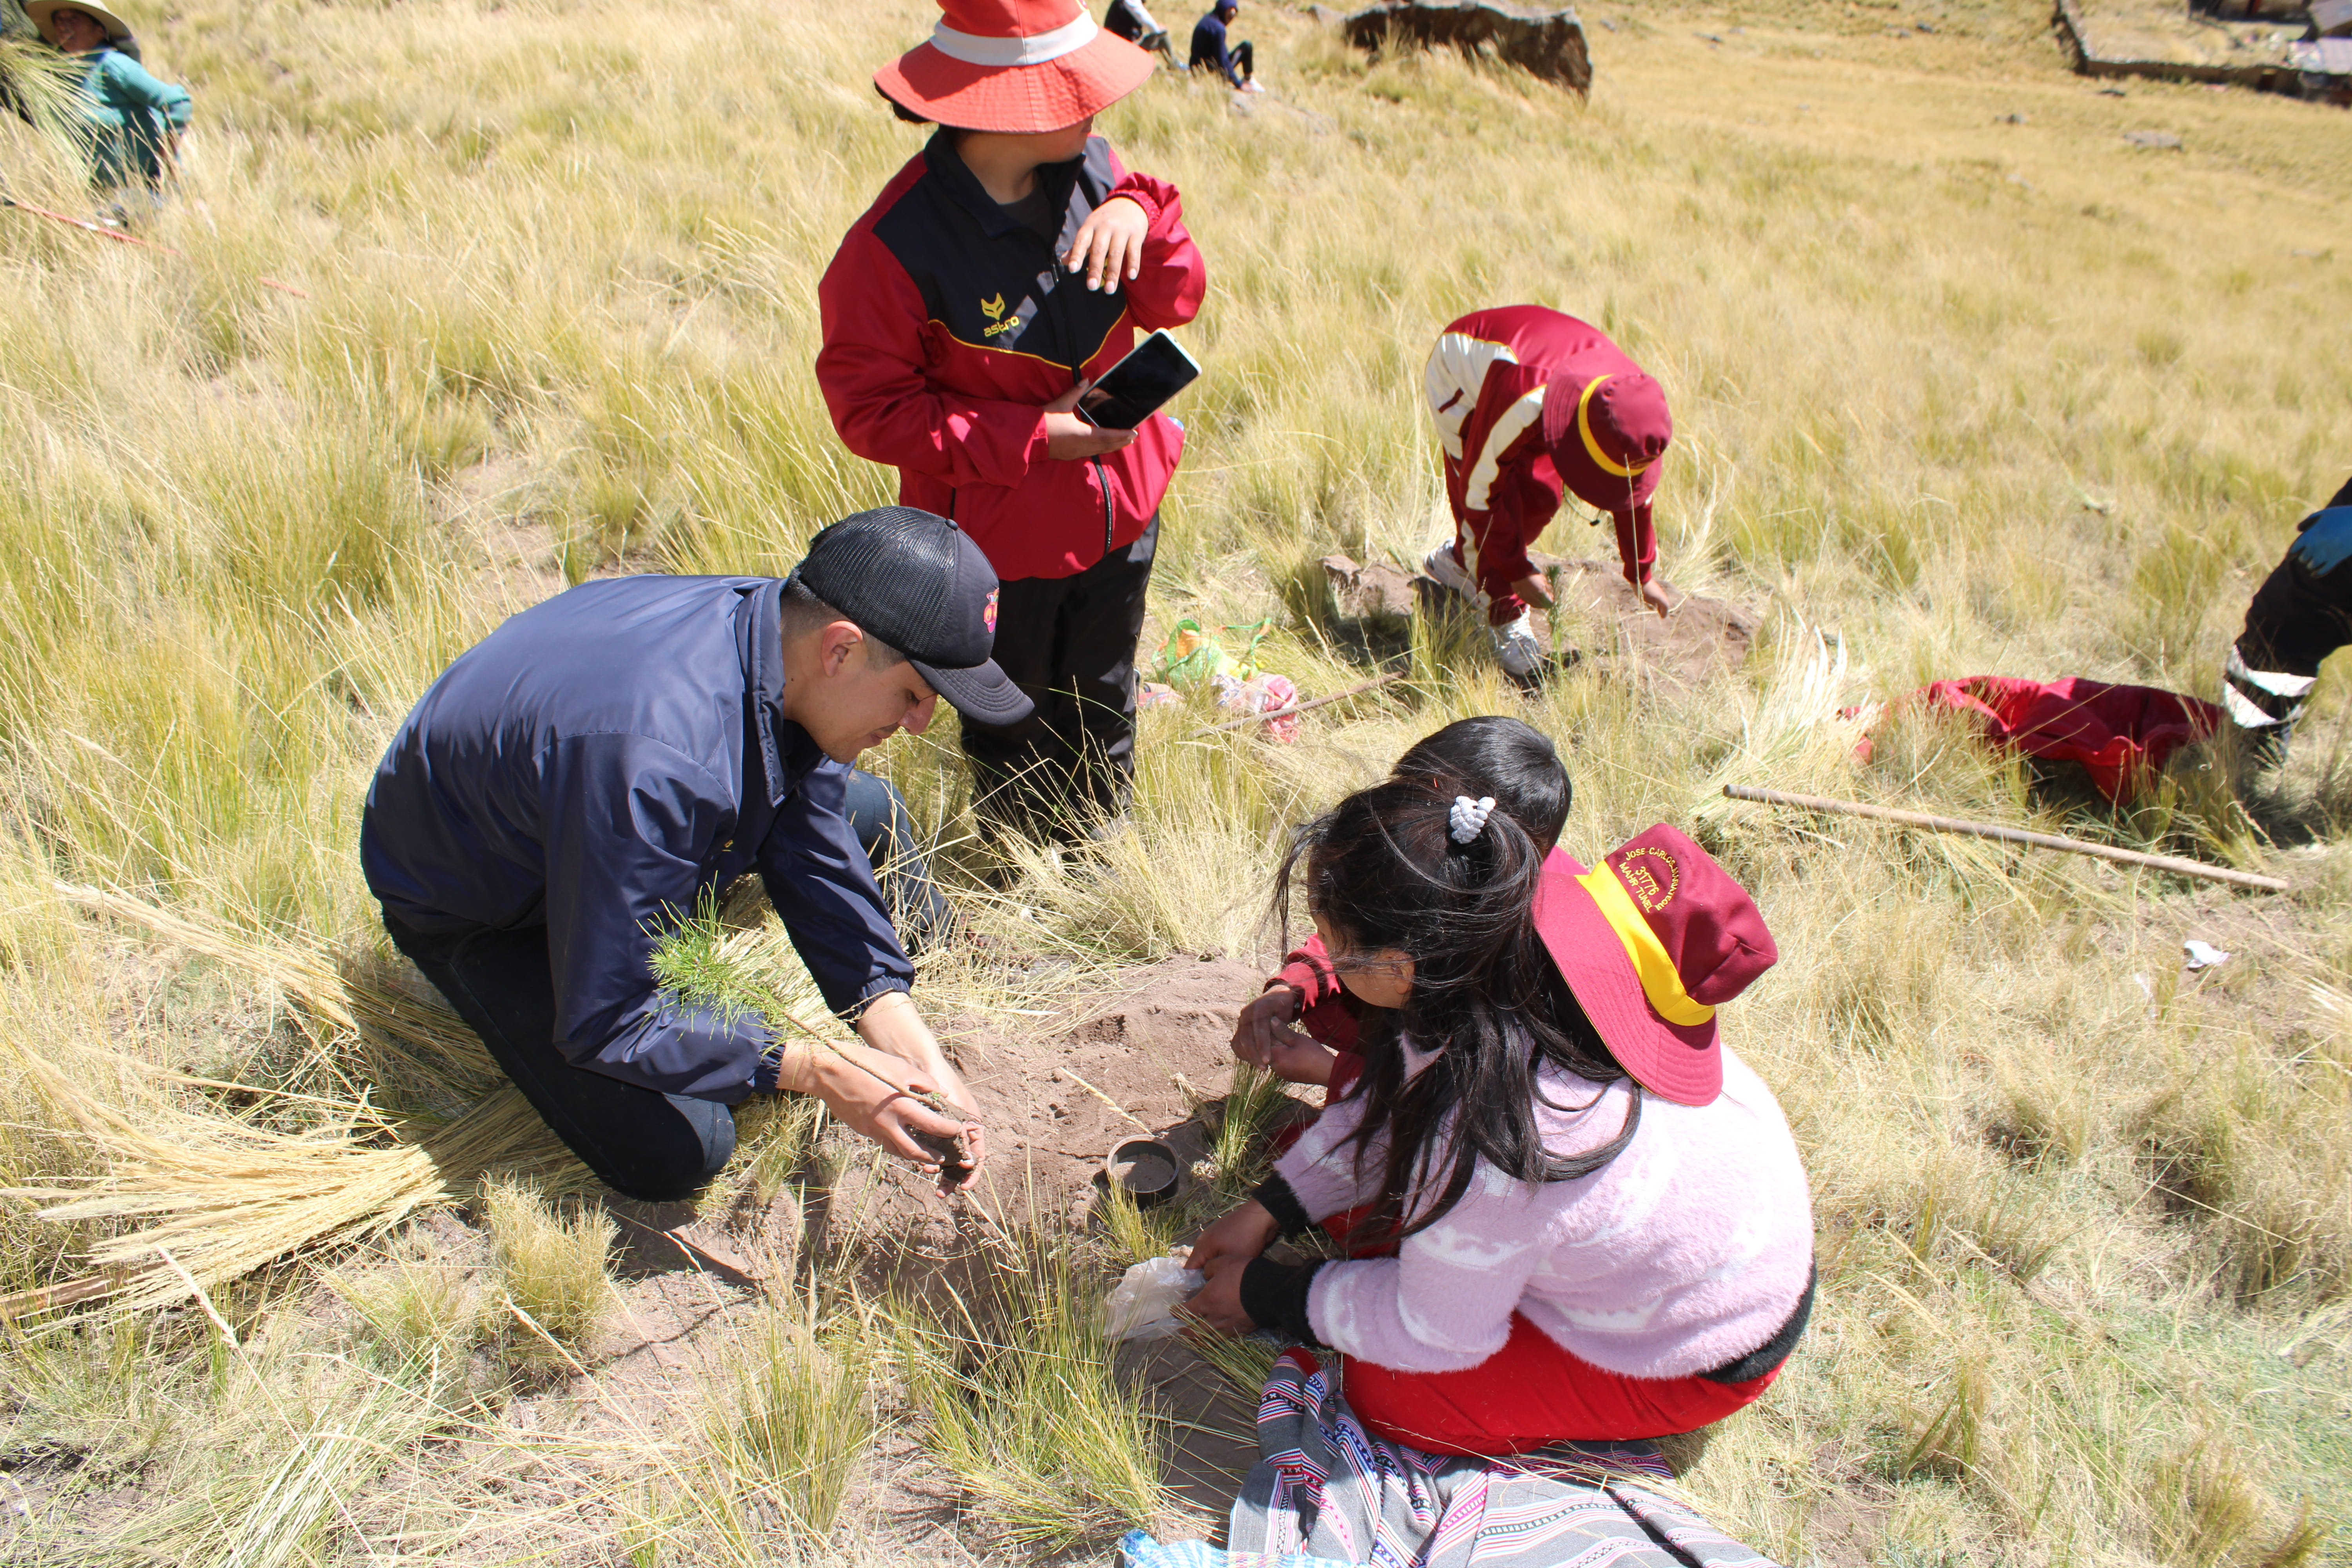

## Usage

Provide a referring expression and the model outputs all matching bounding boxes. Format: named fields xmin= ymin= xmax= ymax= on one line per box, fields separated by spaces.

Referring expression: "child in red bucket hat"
xmin=818 ymin=0 xmax=1207 ymax=845
xmin=1421 ymin=305 xmax=1678 ymax=684
xmin=1187 ymin=782 xmax=1815 ymax=1455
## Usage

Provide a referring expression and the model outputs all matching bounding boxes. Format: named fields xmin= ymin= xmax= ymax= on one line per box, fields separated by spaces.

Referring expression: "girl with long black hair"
xmin=1186 ymin=782 xmax=1816 ymax=1455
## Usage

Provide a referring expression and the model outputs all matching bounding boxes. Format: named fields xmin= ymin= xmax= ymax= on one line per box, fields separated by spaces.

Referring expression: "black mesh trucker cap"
xmin=791 ymin=506 xmax=1032 ymax=727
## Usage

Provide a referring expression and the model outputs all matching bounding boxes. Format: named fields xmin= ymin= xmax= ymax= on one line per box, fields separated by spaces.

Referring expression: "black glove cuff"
xmin=1251 ymin=1173 xmax=1315 ymax=1240
xmin=1239 ymin=1256 xmax=1326 ymax=1347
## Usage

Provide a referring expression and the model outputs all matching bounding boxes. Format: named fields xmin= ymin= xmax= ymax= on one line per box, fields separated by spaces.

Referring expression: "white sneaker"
xmin=1492 ymin=613 xmax=1543 ymax=680
xmin=1422 ymin=542 xmax=1478 ymax=600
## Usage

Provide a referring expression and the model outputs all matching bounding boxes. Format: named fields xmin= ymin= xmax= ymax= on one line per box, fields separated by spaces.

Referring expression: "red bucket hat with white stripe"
xmin=877 ymin=0 xmax=1156 ymax=134
xmin=1532 ymin=824 xmax=1776 ymax=1107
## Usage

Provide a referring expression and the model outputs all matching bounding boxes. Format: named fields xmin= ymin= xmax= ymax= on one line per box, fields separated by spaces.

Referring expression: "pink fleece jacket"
xmin=1272 ymin=1045 xmax=1814 ymax=1379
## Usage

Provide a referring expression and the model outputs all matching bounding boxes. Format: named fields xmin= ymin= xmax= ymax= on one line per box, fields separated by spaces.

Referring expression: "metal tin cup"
xmin=1104 ymin=1136 xmax=1181 ymax=1209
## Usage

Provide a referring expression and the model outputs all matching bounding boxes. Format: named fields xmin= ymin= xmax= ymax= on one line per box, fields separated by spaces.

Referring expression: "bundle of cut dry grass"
xmin=1 ymin=884 xmax=592 ymax=1322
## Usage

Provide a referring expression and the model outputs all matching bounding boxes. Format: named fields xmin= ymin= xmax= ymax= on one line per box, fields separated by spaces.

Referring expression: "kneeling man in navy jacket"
xmin=361 ymin=507 xmax=1024 ymax=1200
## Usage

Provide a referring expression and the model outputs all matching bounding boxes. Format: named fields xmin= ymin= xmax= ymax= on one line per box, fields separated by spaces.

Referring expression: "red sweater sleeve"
xmin=1103 ymin=169 xmax=1206 ymax=335
xmin=1612 ymin=504 xmax=1656 ymax=586
xmin=1268 ymin=931 xmax=1361 ymax=1054
xmin=815 ymin=228 xmax=1052 ymax=490
xmin=1271 ymin=930 xmax=1340 ymax=1005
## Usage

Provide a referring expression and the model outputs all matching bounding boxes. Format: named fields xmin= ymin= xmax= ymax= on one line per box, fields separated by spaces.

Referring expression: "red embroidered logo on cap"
xmin=1617 ymin=845 xmax=1679 ymax=913
xmin=983 ymin=588 xmax=999 ymax=634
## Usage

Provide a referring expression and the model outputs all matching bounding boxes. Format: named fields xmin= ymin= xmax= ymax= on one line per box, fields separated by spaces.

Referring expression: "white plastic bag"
xmin=1103 ymin=1250 xmax=1203 ymax=1341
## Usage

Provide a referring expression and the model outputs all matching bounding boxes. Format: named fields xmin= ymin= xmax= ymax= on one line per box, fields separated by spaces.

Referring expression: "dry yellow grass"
xmin=0 ymin=0 xmax=2345 ymax=1561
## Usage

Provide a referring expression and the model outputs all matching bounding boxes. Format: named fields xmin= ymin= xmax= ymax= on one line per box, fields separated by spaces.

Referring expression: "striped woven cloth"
xmin=1120 ymin=1349 xmax=1783 ymax=1568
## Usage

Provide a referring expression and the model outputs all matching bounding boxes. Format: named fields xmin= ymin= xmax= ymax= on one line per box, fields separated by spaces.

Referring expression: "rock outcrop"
xmin=1341 ymin=0 xmax=1592 ymax=92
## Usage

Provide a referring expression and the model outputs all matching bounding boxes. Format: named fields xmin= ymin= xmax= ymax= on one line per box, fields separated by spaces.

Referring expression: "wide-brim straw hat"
xmin=1532 ymin=824 xmax=1777 ymax=1107
xmin=24 ymin=0 xmax=134 ymax=47
xmin=877 ymin=0 xmax=1155 ymax=134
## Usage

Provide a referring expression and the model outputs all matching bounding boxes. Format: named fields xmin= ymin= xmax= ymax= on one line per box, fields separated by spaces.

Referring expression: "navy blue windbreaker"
xmin=359 ymin=575 xmax=913 ymax=1103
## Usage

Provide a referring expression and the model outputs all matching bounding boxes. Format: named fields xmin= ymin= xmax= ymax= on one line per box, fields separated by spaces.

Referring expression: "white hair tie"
xmin=1448 ymin=795 xmax=1497 ymax=844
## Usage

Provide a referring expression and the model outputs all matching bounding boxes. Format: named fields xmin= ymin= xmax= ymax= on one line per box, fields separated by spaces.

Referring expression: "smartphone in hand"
xmin=1074 ymin=330 xmax=1203 ymax=430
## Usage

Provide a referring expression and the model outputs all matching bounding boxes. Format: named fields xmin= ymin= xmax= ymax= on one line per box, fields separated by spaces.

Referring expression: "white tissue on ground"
xmin=2183 ymin=939 xmax=2231 ymax=971
xmin=1105 ymin=1250 xmax=1203 ymax=1341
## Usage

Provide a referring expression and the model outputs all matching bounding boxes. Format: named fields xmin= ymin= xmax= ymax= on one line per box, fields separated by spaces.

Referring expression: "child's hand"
xmin=1042 ymin=380 xmax=1139 ymax=459
xmin=1188 ymin=1199 xmax=1279 ymax=1279
xmin=1063 ymin=194 xmax=1150 ymax=293
xmin=1181 ymin=1252 xmax=1255 ymax=1334
xmin=1231 ymin=986 xmax=1299 ymax=1066
xmin=1267 ymin=1033 xmax=1336 ymax=1086
xmin=1235 ymin=990 xmax=1338 ymax=1085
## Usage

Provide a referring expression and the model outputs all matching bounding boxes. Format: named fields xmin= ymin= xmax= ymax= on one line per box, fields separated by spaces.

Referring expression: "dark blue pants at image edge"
xmin=841 ymin=766 xmax=957 ymax=952
xmin=381 ymin=769 xmax=949 ymax=1200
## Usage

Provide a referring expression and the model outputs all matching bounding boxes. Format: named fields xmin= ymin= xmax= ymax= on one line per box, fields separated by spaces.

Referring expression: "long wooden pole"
xmin=1187 ymin=670 xmax=1408 ymax=738
xmin=2 ymin=196 xmax=312 ymax=297
xmin=1721 ymin=784 xmax=2288 ymax=893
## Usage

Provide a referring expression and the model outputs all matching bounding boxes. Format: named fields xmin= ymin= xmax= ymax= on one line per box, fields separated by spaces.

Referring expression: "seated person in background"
xmin=1190 ymin=1 xmax=1259 ymax=91
xmin=1423 ymin=306 xmax=1678 ymax=683
xmin=27 ymin=1 xmax=189 ymax=196
xmin=1189 ymin=780 xmax=1813 ymax=1455
xmin=2224 ymin=472 xmax=2352 ymax=768
xmin=1104 ymin=0 xmax=1173 ymax=59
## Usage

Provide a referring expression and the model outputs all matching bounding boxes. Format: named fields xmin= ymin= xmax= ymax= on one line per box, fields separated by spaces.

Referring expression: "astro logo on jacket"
xmin=980 ymin=293 xmax=1018 ymax=338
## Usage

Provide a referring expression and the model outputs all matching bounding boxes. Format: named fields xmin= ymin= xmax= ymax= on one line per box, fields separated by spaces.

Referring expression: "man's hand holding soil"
xmin=834 ymin=988 xmax=985 ymax=1191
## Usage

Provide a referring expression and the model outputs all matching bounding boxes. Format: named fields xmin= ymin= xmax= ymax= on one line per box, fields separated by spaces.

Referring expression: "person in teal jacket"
xmin=25 ymin=1 xmax=190 ymax=190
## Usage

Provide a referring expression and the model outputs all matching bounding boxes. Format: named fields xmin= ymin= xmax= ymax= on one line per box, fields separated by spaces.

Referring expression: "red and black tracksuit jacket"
xmin=816 ymin=131 xmax=1207 ymax=584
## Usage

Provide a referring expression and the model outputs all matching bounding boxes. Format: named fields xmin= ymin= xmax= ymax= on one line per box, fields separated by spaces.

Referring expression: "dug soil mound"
xmin=417 ymin=956 xmax=1286 ymax=1561
xmin=833 ymin=955 xmax=1286 ymax=1264
xmin=1321 ymin=550 xmax=1759 ymax=689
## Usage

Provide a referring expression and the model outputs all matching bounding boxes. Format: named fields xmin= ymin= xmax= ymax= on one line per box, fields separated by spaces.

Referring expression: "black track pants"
xmin=382 ymin=913 xmax=736 ymax=1202
xmin=962 ymin=518 xmax=1158 ymax=840
xmin=2227 ymin=475 xmax=2352 ymax=752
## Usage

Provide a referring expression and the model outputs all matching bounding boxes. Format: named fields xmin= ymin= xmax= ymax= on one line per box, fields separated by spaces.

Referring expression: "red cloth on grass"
xmin=1344 ymin=1312 xmax=1783 ymax=1454
xmin=1873 ymin=675 xmax=2221 ymax=804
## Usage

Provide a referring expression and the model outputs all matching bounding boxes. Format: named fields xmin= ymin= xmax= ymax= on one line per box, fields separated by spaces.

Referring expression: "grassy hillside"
xmin=0 ymin=0 xmax=2348 ymax=1561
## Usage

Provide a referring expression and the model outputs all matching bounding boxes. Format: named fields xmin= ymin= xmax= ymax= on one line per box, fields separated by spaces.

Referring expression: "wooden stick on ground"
xmin=1187 ymin=670 xmax=1408 ymax=738
xmin=3 ymin=196 xmax=312 ymax=297
xmin=1722 ymin=784 xmax=2288 ymax=893
xmin=0 ymin=1273 xmax=117 ymax=1320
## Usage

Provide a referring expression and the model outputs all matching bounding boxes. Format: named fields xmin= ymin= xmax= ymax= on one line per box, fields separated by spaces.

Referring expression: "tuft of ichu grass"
xmin=323 ymin=1240 xmax=490 ymax=1374
xmin=887 ymin=1213 xmax=1171 ymax=1550
xmin=483 ymin=1175 xmax=615 ymax=1354
xmin=50 ymin=880 xmax=500 ymax=1101
xmin=703 ymin=1294 xmax=875 ymax=1540
xmin=0 ymin=878 xmax=593 ymax=1323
